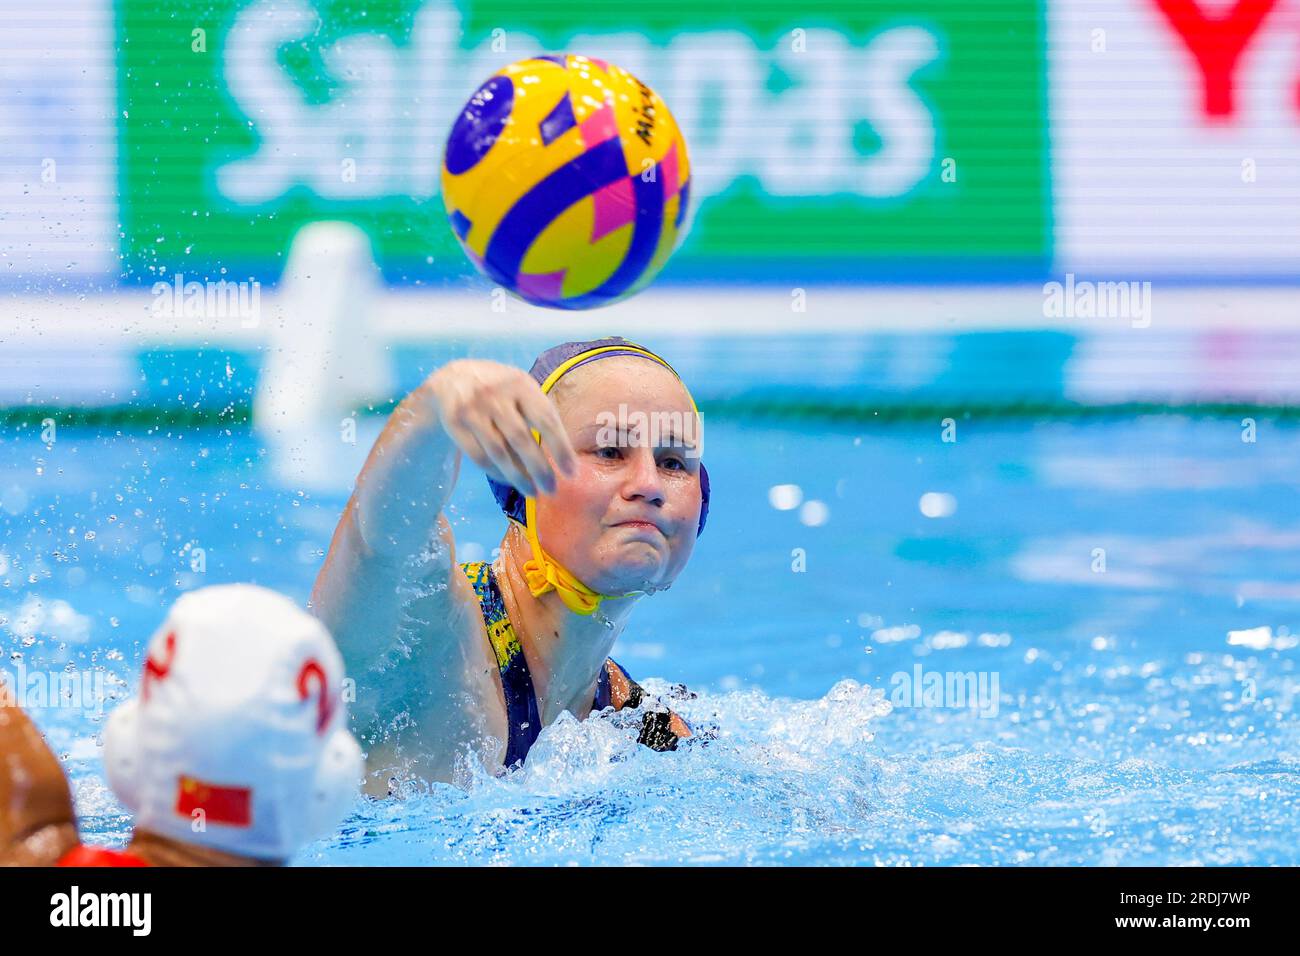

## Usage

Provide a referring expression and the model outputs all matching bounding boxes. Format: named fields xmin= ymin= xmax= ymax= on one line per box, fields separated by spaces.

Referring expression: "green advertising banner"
xmin=118 ymin=0 xmax=1050 ymax=284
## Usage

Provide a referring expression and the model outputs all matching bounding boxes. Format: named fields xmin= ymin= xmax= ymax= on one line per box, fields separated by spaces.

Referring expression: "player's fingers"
xmin=518 ymin=387 xmax=578 ymax=478
xmin=442 ymin=417 xmax=510 ymax=486
xmin=454 ymin=407 xmax=537 ymax=495
xmin=481 ymin=436 xmax=537 ymax=498
xmin=494 ymin=401 xmax=558 ymax=495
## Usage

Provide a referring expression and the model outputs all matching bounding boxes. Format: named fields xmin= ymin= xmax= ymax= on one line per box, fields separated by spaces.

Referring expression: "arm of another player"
xmin=0 ymin=683 xmax=80 ymax=865
xmin=603 ymin=660 xmax=693 ymax=750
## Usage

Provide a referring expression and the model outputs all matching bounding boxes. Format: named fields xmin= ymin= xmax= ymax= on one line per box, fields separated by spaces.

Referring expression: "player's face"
xmin=534 ymin=358 xmax=702 ymax=596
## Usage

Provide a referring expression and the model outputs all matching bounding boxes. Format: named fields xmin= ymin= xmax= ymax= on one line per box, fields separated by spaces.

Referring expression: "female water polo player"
xmin=314 ymin=337 xmax=707 ymax=791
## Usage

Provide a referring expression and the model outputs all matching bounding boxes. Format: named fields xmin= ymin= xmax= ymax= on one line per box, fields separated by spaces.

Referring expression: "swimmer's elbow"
xmin=344 ymin=494 xmax=388 ymax=563
xmin=351 ymin=464 xmax=460 ymax=564
xmin=314 ymin=505 xmax=457 ymax=625
xmin=344 ymin=489 xmax=452 ymax=566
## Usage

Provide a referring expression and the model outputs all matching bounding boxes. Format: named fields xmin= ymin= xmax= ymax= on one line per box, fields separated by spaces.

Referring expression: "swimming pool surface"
xmin=3 ymin=413 xmax=1298 ymax=865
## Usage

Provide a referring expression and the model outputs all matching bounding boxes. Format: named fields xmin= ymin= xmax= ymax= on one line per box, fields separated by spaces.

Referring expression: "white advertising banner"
xmin=1048 ymin=0 xmax=1300 ymax=277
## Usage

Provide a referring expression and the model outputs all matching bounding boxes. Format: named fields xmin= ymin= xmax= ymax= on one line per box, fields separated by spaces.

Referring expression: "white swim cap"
xmin=103 ymin=584 xmax=363 ymax=861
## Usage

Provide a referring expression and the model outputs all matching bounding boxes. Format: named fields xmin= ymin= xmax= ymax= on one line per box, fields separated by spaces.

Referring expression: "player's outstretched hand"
xmin=427 ymin=359 xmax=578 ymax=498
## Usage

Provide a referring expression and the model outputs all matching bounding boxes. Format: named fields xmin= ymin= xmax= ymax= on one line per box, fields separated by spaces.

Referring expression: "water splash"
xmin=291 ymin=678 xmax=897 ymax=865
xmin=53 ymin=669 xmax=1300 ymax=866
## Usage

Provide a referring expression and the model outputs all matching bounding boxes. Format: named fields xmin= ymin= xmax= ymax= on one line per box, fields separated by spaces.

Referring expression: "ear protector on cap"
xmin=305 ymin=728 xmax=365 ymax=841
xmin=102 ymin=698 xmax=143 ymax=816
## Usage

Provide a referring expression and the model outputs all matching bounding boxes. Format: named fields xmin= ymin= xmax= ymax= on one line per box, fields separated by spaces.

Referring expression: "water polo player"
xmin=0 ymin=585 xmax=363 ymax=866
xmin=314 ymin=336 xmax=707 ymax=791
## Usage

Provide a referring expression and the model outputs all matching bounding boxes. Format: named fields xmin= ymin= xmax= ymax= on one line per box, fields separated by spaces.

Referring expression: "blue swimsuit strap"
xmin=462 ymin=561 xmax=616 ymax=768
xmin=462 ymin=561 xmax=541 ymax=768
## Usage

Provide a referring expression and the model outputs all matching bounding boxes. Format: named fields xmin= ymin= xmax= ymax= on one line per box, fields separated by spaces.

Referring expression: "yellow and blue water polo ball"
xmin=441 ymin=54 xmax=691 ymax=310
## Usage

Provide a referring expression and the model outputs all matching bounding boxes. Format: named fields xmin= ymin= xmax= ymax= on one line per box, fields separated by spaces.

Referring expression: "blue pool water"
xmin=3 ymin=414 xmax=1298 ymax=865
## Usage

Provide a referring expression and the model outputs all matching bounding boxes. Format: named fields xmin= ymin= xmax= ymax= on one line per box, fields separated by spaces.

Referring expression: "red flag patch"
xmin=174 ymin=775 xmax=252 ymax=827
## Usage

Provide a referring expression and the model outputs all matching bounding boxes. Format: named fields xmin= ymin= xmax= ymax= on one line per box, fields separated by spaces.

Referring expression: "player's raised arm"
xmin=311 ymin=360 xmax=578 ymax=740
xmin=332 ymin=359 xmax=576 ymax=564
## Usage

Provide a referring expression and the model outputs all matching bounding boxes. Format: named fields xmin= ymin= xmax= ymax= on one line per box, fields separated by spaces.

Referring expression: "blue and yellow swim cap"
xmin=486 ymin=336 xmax=711 ymax=614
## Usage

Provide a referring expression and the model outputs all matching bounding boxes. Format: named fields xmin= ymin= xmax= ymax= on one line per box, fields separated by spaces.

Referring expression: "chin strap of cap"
xmin=520 ymin=496 xmax=634 ymax=616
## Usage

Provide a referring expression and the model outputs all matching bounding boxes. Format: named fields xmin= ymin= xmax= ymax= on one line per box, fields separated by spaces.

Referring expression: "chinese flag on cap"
xmin=174 ymin=775 xmax=252 ymax=827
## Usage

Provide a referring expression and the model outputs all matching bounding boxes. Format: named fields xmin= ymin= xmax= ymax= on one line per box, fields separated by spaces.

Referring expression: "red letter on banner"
xmin=1152 ymin=0 xmax=1279 ymax=119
